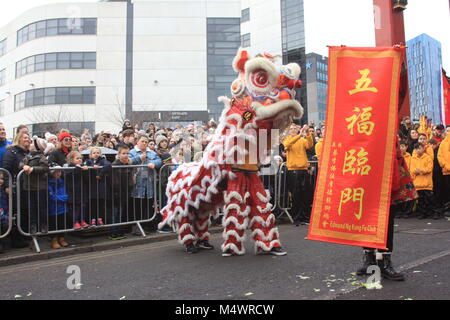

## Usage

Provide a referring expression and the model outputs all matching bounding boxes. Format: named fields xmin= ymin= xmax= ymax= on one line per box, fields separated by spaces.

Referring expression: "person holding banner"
xmin=283 ymin=124 xmax=314 ymax=225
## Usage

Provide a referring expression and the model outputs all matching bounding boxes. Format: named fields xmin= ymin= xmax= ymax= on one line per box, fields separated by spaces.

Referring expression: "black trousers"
xmin=364 ymin=204 xmax=397 ymax=253
xmin=287 ymin=170 xmax=309 ymax=223
xmin=433 ymin=170 xmax=445 ymax=209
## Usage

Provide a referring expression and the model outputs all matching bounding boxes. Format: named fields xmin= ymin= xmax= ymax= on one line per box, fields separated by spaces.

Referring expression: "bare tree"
xmin=25 ymin=105 xmax=71 ymax=136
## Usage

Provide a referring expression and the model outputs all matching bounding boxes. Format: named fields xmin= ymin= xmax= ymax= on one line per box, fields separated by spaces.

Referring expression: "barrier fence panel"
xmin=0 ymin=168 xmax=13 ymax=239
xmin=16 ymin=164 xmax=158 ymax=253
xmin=260 ymin=162 xmax=279 ymax=213
xmin=274 ymin=160 xmax=319 ymax=224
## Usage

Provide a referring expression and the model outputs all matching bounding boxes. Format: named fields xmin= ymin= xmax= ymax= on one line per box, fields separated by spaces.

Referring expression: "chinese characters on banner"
xmin=307 ymin=46 xmax=404 ymax=249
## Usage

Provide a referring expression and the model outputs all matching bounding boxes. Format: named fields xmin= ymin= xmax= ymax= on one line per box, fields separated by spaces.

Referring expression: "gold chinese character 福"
xmin=338 ymin=187 xmax=365 ymax=220
xmin=345 ymin=107 xmax=375 ymax=136
xmin=348 ymin=69 xmax=378 ymax=95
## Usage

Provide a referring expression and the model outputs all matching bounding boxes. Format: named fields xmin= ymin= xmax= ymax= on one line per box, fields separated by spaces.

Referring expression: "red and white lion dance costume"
xmin=159 ymin=48 xmax=303 ymax=256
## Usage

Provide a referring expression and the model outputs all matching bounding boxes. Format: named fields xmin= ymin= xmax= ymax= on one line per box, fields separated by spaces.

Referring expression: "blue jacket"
xmin=129 ymin=146 xmax=162 ymax=199
xmin=0 ymin=139 xmax=12 ymax=168
xmin=48 ymin=178 xmax=68 ymax=216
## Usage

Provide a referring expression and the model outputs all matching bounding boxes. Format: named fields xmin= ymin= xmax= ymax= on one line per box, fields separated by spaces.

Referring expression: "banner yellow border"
xmin=309 ymin=48 xmax=402 ymax=246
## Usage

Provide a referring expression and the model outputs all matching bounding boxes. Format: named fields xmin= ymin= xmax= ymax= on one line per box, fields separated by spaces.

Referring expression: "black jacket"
xmin=111 ymin=159 xmax=133 ymax=200
xmin=48 ymin=149 xmax=69 ymax=166
xmin=84 ymin=157 xmax=112 ymax=199
xmin=3 ymin=145 xmax=29 ymax=187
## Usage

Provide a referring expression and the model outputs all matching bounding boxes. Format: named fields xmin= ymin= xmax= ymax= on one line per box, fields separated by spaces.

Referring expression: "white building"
xmin=240 ymin=0 xmax=308 ymax=123
xmin=0 ymin=0 xmax=240 ymax=137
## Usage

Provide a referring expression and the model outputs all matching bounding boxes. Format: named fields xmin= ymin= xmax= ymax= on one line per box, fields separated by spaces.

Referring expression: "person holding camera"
xmin=283 ymin=123 xmax=314 ymax=226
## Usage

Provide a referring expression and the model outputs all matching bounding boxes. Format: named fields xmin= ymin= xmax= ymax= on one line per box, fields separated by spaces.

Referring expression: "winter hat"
xmin=33 ymin=136 xmax=47 ymax=153
xmin=155 ymin=129 xmax=165 ymax=137
xmin=156 ymin=135 xmax=168 ymax=146
xmin=58 ymin=132 xmax=72 ymax=142
xmin=45 ymin=133 xmax=57 ymax=142
xmin=44 ymin=142 xmax=56 ymax=156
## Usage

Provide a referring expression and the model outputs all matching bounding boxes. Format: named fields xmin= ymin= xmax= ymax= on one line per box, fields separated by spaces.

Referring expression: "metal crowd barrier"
xmin=0 ymin=168 xmax=13 ymax=239
xmin=275 ymin=160 xmax=319 ymax=224
xmin=16 ymin=164 xmax=158 ymax=253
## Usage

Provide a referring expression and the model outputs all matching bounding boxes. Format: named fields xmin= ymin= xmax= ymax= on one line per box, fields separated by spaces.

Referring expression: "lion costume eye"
xmin=251 ymin=69 xmax=269 ymax=88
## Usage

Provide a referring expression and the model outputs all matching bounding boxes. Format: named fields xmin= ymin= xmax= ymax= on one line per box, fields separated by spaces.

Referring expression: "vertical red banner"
xmin=307 ymin=46 xmax=404 ymax=249
xmin=443 ymin=70 xmax=450 ymax=126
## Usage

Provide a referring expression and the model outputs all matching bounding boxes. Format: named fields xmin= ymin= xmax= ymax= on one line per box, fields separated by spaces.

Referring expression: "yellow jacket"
xmin=437 ymin=135 xmax=450 ymax=175
xmin=283 ymin=134 xmax=314 ymax=170
xmin=315 ymin=138 xmax=323 ymax=163
xmin=412 ymin=144 xmax=434 ymax=160
xmin=403 ymin=152 xmax=411 ymax=169
xmin=409 ymin=153 xmax=433 ymax=191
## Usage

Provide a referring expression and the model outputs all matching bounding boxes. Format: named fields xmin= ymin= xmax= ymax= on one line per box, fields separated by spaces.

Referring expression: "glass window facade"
xmin=15 ymin=86 xmax=96 ymax=111
xmin=207 ymin=18 xmax=241 ymax=121
xmin=0 ymin=39 xmax=6 ymax=57
xmin=281 ymin=0 xmax=307 ymax=123
xmin=241 ymin=33 xmax=251 ymax=48
xmin=32 ymin=121 xmax=95 ymax=137
xmin=16 ymin=52 xmax=96 ymax=78
xmin=406 ymin=34 xmax=443 ymax=124
xmin=241 ymin=8 xmax=250 ymax=23
xmin=17 ymin=18 xmax=97 ymax=46
xmin=0 ymin=69 xmax=5 ymax=86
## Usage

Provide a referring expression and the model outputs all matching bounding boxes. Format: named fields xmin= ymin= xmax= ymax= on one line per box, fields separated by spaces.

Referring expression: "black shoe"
xmin=185 ymin=243 xmax=198 ymax=254
xmin=109 ymin=233 xmax=126 ymax=240
xmin=356 ymin=249 xmax=376 ymax=276
xmin=196 ymin=240 xmax=214 ymax=250
xmin=222 ymin=249 xmax=235 ymax=257
xmin=378 ymin=253 xmax=405 ymax=281
xmin=157 ymin=226 xmax=173 ymax=234
xmin=270 ymin=247 xmax=287 ymax=256
xmin=432 ymin=212 xmax=442 ymax=220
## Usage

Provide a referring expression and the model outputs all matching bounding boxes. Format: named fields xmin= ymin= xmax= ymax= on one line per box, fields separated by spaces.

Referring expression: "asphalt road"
xmin=0 ymin=218 xmax=449 ymax=301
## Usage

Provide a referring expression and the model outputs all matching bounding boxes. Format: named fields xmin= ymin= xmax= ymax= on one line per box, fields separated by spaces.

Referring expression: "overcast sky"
xmin=0 ymin=0 xmax=449 ymax=69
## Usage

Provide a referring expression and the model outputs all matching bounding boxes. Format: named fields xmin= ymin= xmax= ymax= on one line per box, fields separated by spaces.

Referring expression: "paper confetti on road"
xmin=361 ymin=281 xmax=383 ymax=290
xmin=27 ymin=292 xmax=32 ymax=297
xmin=119 ymin=296 xmax=126 ymax=300
xmin=244 ymin=292 xmax=254 ymax=296
xmin=14 ymin=294 xmax=22 ymax=299
xmin=313 ymin=288 xmax=321 ymax=292
xmin=296 ymin=275 xmax=310 ymax=280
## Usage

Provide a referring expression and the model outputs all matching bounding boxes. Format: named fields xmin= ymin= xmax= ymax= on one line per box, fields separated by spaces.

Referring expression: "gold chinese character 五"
xmin=338 ymin=187 xmax=365 ymax=220
xmin=345 ymin=107 xmax=375 ymax=136
xmin=342 ymin=147 xmax=372 ymax=176
xmin=348 ymin=69 xmax=378 ymax=95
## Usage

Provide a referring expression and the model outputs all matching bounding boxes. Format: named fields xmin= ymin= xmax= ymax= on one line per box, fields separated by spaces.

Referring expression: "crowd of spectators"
xmin=0 ymin=116 xmax=448 ymax=254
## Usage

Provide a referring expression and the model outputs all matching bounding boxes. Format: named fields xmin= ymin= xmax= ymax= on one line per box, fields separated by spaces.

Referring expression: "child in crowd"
xmin=48 ymin=166 xmax=70 ymax=249
xmin=110 ymin=145 xmax=133 ymax=240
xmin=19 ymin=137 xmax=50 ymax=234
xmin=64 ymin=151 xmax=89 ymax=229
xmin=399 ymin=141 xmax=411 ymax=168
xmin=85 ymin=147 xmax=112 ymax=227
xmin=413 ymin=133 xmax=434 ymax=160
xmin=409 ymin=143 xmax=438 ymax=219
